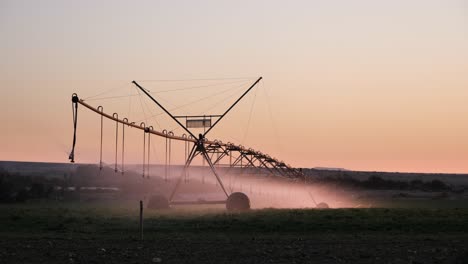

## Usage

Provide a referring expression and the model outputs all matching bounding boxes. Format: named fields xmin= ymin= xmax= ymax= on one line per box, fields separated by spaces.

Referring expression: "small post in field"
xmin=139 ymin=200 xmax=143 ymax=240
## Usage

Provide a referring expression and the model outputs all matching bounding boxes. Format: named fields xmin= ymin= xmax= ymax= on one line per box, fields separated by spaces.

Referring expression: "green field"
xmin=1 ymin=202 xmax=468 ymax=263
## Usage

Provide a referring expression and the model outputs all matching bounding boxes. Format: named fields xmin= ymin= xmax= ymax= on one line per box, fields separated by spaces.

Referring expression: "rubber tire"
xmin=226 ymin=192 xmax=250 ymax=211
xmin=147 ymin=195 xmax=170 ymax=209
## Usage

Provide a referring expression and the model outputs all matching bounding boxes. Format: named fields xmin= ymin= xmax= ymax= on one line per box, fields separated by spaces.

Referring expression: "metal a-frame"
xmin=132 ymin=77 xmax=262 ymax=206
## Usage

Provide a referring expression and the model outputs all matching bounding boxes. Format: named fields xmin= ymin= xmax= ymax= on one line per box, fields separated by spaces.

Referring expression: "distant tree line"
xmin=1 ymin=164 xmax=457 ymax=203
xmin=313 ymin=175 xmax=451 ymax=191
xmin=0 ymin=167 xmax=64 ymax=202
xmin=0 ymin=165 xmax=167 ymax=203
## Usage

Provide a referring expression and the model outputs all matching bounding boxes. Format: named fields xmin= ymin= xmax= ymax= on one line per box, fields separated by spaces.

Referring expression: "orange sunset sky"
xmin=1 ymin=0 xmax=467 ymax=173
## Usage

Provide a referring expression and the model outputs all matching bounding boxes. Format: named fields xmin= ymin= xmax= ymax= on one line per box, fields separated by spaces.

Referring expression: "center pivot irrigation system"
xmin=69 ymin=77 xmax=313 ymax=211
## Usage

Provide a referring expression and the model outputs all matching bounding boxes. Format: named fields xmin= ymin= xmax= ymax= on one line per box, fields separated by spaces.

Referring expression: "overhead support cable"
xmin=137 ymin=77 xmax=255 ymax=82
xmin=129 ymin=81 xmax=249 ymax=125
xmin=138 ymin=79 xmax=252 ymax=94
xmin=83 ymin=81 xmax=130 ymax=101
xmin=203 ymin=77 xmax=262 ymax=136
xmin=241 ymin=84 xmax=258 ymax=144
xmin=132 ymin=81 xmax=196 ymax=139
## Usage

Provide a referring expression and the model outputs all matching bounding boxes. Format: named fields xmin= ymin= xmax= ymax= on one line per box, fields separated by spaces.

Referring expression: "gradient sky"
xmin=1 ymin=0 xmax=467 ymax=173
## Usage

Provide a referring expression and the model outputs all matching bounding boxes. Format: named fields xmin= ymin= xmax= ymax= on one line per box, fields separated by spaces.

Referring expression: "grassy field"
xmin=1 ymin=202 xmax=468 ymax=263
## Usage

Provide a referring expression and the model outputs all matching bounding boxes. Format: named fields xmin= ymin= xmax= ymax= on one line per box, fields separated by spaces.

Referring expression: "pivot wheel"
xmin=226 ymin=192 xmax=250 ymax=211
xmin=147 ymin=195 xmax=170 ymax=209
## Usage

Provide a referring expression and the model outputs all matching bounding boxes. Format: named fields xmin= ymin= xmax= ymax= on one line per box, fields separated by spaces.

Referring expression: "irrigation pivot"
xmin=69 ymin=77 xmax=308 ymax=210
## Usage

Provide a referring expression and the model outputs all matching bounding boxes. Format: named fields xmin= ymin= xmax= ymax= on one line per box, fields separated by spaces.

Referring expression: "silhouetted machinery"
xmin=69 ymin=77 xmax=325 ymax=210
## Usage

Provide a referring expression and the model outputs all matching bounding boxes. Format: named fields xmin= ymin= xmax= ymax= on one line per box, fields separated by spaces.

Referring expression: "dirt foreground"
xmin=1 ymin=204 xmax=468 ymax=263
